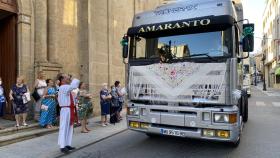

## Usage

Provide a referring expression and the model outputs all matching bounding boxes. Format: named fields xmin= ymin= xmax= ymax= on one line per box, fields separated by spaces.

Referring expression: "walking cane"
xmin=12 ymin=102 xmax=18 ymax=131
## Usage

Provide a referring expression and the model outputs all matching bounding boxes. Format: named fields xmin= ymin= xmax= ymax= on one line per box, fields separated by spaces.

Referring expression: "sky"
xmin=242 ymin=0 xmax=266 ymax=54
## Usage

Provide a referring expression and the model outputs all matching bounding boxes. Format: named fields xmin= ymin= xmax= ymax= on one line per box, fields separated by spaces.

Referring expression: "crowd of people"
xmin=100 ymin=81 xmax=125 ymax=126
xmin=0 ymin=72 xmax=126 ymax=153
xmin=0 ymin=72 xmax=126 ymax=136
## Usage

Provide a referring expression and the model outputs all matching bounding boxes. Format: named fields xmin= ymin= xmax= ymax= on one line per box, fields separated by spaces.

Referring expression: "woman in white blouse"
xmin=33 ymin=71 xmax=47 ymax=121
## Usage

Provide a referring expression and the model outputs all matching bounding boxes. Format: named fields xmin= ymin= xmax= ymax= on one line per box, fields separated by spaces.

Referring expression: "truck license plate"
xmin=161 ymin=129 xmax=183 ymax=137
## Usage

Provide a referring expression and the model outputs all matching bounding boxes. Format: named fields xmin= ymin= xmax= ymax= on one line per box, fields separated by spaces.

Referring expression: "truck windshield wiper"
xmin=185 ymin=53 xmax=218 ymax=61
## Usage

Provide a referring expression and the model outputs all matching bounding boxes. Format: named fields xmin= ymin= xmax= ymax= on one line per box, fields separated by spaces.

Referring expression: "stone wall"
xmin=88 ymin=0 xmax=164 ymax=115
xmin=17 ymin=0 xmax=166 ymax=116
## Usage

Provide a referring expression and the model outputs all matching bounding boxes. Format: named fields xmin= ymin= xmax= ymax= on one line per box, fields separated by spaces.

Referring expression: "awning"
xmin=275 ymin=67 xmax=280 ymax=75
xmin=127 ymin=15 xmax=234 ymax=37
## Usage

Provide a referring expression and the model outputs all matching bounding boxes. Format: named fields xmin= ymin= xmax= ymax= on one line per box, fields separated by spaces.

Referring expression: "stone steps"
xmin=0 ymin=124 xmax=58 ymax=147
xmin=0 ymin=124 xmax=39 ymax=137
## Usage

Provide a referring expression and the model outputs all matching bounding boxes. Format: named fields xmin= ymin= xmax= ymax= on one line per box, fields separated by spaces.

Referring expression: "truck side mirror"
xmin=242 ymin=24 xmax=254 ymax=52
xmin=121 ymin=35 xmax=129 ymax=58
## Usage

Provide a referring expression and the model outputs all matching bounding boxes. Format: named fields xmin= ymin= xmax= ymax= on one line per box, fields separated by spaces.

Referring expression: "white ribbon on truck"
xmin=129 ymin=62 xmax=227 ymax=104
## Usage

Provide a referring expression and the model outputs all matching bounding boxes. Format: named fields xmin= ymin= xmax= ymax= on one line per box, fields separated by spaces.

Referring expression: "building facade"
xmin=262 ymin=0 xmax=280 ymax=88
xmin=0 ymin=0 xmax=171 ymax=118
xmin=254 ymin=52 xmax=264 ymax=76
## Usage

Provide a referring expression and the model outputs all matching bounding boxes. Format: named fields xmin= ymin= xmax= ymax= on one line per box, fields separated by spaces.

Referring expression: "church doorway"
xmin=0 ymin=0 xmax=18 ymax=120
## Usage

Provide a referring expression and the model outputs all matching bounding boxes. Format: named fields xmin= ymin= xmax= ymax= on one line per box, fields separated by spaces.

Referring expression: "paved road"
xmin=65 ymin=87 xmax=280 ymax=158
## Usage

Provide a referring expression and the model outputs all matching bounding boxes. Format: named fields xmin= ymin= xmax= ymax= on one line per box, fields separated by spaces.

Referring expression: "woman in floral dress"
xmin=9 ymin=76 xmax=30 ymax=127
xmin=77 ymin=82 xmax=93 ymax=133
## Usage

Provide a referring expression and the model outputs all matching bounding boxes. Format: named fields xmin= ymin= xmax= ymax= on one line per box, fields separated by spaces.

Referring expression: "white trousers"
xmin=58 ymin=108 xmax=73 ymax=148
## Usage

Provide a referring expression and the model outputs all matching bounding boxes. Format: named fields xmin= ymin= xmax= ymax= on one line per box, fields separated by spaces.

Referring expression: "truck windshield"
xmin=130 ymin=27 xmax=233 ymax=61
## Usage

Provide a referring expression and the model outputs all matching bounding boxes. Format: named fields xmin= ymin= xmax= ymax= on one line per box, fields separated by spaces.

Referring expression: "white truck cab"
xmin=122 ymin=0 xmax=254 ymax=147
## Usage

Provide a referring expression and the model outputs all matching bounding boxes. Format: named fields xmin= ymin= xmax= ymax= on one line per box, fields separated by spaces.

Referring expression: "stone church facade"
xmin=0 ymin=0 xmax=169 ymax=117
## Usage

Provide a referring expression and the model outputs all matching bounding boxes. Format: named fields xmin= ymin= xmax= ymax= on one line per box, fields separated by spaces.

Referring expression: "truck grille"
xmin=150 ymin=109 xmax=197 ymax=116
xmin=152 ymin=124 xmax=198 ymax=132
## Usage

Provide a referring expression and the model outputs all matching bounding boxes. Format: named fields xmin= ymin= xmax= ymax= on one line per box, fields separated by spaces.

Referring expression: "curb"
xmin=55 ymin=128 xmax=128 ymax=158
xmin=0 ymin=127 xmax=58 ymax=147
xmin=0 ymin=123 xmax=39 ymax=135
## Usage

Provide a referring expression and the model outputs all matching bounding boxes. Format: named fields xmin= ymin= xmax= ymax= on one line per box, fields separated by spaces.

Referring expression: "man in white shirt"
xmin=57 ymin=74 xmax=80 ymax=153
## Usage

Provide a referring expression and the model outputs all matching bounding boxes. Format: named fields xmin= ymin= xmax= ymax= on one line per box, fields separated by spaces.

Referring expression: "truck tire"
xmin=229 ymin=137 xmax=240 ymax=147
xmin=146 ymin=133 xmax=158 ymax=138
xmin=240 ymin=91 xmax=248 ymax=123
xmin=243 ymin=94 xmax=248 ymax=122
xmin=247 ymin=93 xmax=251 ymax=98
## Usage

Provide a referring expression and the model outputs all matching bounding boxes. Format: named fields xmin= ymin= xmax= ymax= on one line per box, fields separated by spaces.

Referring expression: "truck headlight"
xmin=127 ymin=107 xmax=140 ymax=116
xmin=214 ymin=113 xmax=237 ymax=123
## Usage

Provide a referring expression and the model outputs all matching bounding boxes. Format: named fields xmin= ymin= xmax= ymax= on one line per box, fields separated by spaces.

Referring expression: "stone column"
xmin=77 ymin=0 xmax=89 ymax=83
xmin=17 ymin=0 xmax=35 ymax=120
xmin=47 ymin=0 xmax=58 ymax=63
xmin=17 ymin=0 xmax=34 ymax=86
xmin=34 ymin=0 xmax=48 ymax=62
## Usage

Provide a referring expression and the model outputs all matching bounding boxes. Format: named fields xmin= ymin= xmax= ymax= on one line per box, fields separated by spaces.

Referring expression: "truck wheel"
xmin=229 ymin=138 xmax=240 ymax=147
xmin=146 ymin=133 xmax=158 ymax=138
xmin=243 ymin=94 xmax=248 ymax=123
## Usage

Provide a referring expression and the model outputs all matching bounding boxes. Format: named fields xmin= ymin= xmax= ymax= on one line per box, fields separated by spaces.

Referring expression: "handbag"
xmin=32 ymin=89 xmax=41 ymax=102
xmin=22 ymin=92 xmax=31 ymax=104
xmin=41 ymin=104 xmax=48 ymax=111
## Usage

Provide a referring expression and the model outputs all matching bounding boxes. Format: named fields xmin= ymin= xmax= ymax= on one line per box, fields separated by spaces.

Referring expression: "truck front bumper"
xmin=128 ymin=122 xmax=240 ymax=143
xmin=127 ymin=105 xmax=241 ymax=143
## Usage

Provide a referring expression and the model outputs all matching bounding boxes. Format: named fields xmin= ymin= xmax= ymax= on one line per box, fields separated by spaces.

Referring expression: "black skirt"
xmin=110 ymin=106 xmax=119 ymax=124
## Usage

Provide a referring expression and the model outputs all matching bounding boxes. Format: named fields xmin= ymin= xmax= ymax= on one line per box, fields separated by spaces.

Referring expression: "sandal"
xmin=85 ymin=127 xmax=91 ymax=131
xmin=15 ymin=124 xmax=19 ymax=127
xmin=23 ymin=123 xmax=29 ymax=126
xmin=81 ymin=131 xmax=89 ymax=133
